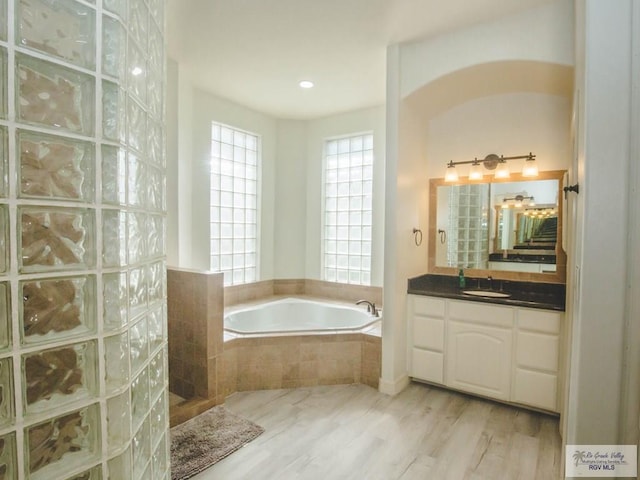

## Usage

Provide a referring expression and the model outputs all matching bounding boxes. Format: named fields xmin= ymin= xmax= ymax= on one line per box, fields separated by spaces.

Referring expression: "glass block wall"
xmin=0 ymin=0 xmax=168 ymax=478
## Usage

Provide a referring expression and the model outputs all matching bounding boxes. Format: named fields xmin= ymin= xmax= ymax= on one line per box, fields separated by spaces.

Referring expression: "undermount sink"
xmin=462 ymin=290 xmax=512 ymax=299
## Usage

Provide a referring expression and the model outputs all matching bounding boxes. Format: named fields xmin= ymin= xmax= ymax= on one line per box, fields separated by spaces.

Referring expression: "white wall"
xmin=425 ymin=93 xmax=571 ymax=175
xmin=166 ymin=60 xmax=195 ymax=268
xmin=400 ymin=0 xmax=575 ymax=99
xmin=166 ymin=59 xmax=179 ymax=265
xmin=381 ymin=45 xmax=431 ymax=393
xmin=564 ymin=0 xmax=638 ymax=448
xmin=304 ymin=106 xmax=386 ymax=286
xmin=274 ymin=120 xmax=308 ymax=278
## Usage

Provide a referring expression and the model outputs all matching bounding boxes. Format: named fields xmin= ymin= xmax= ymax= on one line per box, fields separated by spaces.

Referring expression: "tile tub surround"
xmin=1 ymin=1 xmax=168 ymax=479
xmin=166 ymin=270 xmax=383 ymax=426
xmin=225 ymin=278 xmax=383 ymax=307
xmin=220 ymin=294 xmax=382 ymax=394
xmin=221 ymin=331 xmax=382 ymax=395
xmin=167 ymin=269 xmax=224 ymax=402
xmin=167 ymin=268 xmax=382 ymax=425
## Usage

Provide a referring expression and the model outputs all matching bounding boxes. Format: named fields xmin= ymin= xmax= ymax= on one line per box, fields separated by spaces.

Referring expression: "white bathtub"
xmin=224 ymin=297 xmax=381 ymax=335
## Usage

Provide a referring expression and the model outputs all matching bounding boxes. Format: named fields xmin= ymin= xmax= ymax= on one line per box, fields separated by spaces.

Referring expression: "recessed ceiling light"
xmin=299 ymin=80 xmax=314 ymax=89
xmin=131 ymin=66 xmax=143 ymax=76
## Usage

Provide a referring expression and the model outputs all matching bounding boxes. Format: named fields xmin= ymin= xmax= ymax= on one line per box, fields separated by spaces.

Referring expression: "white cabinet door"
xmin=446 ymin=321 xmax=512 ymax=401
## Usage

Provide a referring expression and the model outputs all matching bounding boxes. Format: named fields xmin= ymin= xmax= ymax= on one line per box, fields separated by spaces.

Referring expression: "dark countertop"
xmin=407 ymin=274 xmax=566 ymax=311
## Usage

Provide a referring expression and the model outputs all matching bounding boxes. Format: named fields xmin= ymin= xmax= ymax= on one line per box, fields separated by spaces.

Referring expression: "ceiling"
xmin=167 ymin=0 xmax=557 ymax=120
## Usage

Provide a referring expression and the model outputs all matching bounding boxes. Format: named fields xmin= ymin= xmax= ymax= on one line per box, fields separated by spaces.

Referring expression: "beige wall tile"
xmin=282 ymin=363 xmax=300 ymax=382
xmin=299 ymin=360 xmax=319 ymax=380
xmin=274 ymin=279 xmax=305 ymax=295
xmin=168 ymin=268 xmax=225 ymax=403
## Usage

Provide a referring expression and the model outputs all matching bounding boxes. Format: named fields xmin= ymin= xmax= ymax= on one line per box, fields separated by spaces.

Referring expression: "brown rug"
xmin=170 ymin=405 xmax=265 ymax=480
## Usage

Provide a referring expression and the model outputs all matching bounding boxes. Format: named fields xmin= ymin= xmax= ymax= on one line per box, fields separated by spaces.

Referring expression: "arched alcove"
xmin=404 ymin=60 xmax=573 ymax=122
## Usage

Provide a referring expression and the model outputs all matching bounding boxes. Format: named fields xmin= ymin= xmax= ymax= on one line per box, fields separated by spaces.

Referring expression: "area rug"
xmin=170 ymin=405 xmax=265 ymax=480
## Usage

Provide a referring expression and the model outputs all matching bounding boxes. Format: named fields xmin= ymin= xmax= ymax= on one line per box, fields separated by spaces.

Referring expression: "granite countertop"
xmin=407 ymin=274 xmax=566 ymax=311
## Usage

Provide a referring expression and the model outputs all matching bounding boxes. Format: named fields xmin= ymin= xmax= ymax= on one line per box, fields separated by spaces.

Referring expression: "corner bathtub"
xmin=224 ymin=297 xmax=381 ymax=335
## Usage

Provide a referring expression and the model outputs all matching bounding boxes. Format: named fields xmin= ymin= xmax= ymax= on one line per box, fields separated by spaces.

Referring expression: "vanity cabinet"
xmin=407 ymin=294 xmax=563 ymax=412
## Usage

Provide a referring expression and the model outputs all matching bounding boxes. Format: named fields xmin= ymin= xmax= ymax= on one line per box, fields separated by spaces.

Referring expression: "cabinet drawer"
xmin=412 ymin=296 xmax=445 ymax=317
xmin=514 ymin=369 xmax=558 ymax=411
xmin=518 ymin=309 xmax=562 ymax=334
xmin=411 ymin=348 xmax=444 ymax=384
xmin=449 ymin=300 xmax=513 ymax=328
xmin=516 ymin=332 xmax=559 ymax=372
xmin=413 ymin=316 xmax=444 ymax=351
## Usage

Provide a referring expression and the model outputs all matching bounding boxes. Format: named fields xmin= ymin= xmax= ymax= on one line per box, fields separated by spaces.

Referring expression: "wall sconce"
xmin=444 ymin=152 xmax=538 ymax=182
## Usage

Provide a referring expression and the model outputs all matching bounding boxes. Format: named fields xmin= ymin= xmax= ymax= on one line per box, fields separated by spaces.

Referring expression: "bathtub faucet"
xmin=356 ymin=300 xmax=379 ymax=317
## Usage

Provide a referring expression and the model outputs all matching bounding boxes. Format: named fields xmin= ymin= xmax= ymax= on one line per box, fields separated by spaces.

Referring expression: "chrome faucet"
xmin=356 ymin=300 xmax=379 ymax=317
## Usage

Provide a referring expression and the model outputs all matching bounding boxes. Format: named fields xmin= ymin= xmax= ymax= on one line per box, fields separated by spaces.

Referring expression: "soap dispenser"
xmin=458 ymin=268 xmax=466 ymax=288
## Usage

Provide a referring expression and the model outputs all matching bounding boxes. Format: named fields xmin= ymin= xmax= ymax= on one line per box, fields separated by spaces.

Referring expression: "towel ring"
xmin=438 ymin=229 xmax=447 ymax=244
xmin=412 ymin=228 xmax=423 ymax=246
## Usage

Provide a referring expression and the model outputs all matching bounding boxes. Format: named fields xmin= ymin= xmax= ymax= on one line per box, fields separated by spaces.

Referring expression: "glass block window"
xmin=210 ymin=123 xmax=259 ymax=286
xmin=323 ymin=133 xmax=374 ymax=285
xmin=446 ymin=184 xmax=489 ymax=269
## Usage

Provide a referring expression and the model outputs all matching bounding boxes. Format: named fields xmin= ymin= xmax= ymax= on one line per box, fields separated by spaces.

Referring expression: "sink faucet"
xmin=356 ymin=300 xmax=379 ymax=317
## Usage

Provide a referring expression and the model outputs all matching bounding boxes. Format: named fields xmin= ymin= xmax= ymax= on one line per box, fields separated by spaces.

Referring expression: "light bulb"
xmin=469 ymin=162 xmax=483 ymax=181
xmin=494 ymin=161 xmax=510 ymax=179
xmin=444 ymin=163 xmax=458 ymax=182
xmin=522 ymin=156 xmax=539 ymax=177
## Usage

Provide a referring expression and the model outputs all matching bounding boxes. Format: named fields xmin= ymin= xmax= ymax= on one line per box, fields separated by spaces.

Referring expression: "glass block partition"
xmin=0 ymin=0 xmax=168 ymax=478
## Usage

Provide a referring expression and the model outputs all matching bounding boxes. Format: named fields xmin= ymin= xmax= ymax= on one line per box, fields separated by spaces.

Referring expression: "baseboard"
xmin=378 ymin=374 xmax=410 ymax=396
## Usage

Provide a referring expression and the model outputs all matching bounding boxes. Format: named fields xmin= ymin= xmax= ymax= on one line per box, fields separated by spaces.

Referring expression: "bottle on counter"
xmin=458 ymin=268 xmax=466 ymax=288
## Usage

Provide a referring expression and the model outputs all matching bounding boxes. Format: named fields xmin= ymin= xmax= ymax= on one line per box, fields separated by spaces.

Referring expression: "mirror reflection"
xmin=435 ymin=178 xmax=560 ymax=274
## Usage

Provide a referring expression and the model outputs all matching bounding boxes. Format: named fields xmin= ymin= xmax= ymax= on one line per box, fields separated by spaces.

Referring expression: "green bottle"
xmin=458 ymin=268 xmax=466 ymax=288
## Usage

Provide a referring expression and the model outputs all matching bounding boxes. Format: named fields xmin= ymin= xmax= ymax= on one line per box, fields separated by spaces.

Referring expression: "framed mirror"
xmin=428 ymin=170 xmax=566 ymax=283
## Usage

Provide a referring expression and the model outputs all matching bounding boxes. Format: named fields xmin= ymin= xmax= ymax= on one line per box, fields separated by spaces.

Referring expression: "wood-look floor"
xmin=189 ymin=382 xmax=562 ymax=480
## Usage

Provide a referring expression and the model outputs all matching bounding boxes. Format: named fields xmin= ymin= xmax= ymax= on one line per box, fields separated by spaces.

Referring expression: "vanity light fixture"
xmin=523 ymin=207 xmax=556 ymax=218
xmin=443 ymin=152 xmax=537 ymax=182
xmin=502 ymin=194 xmax=535 ymax=209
